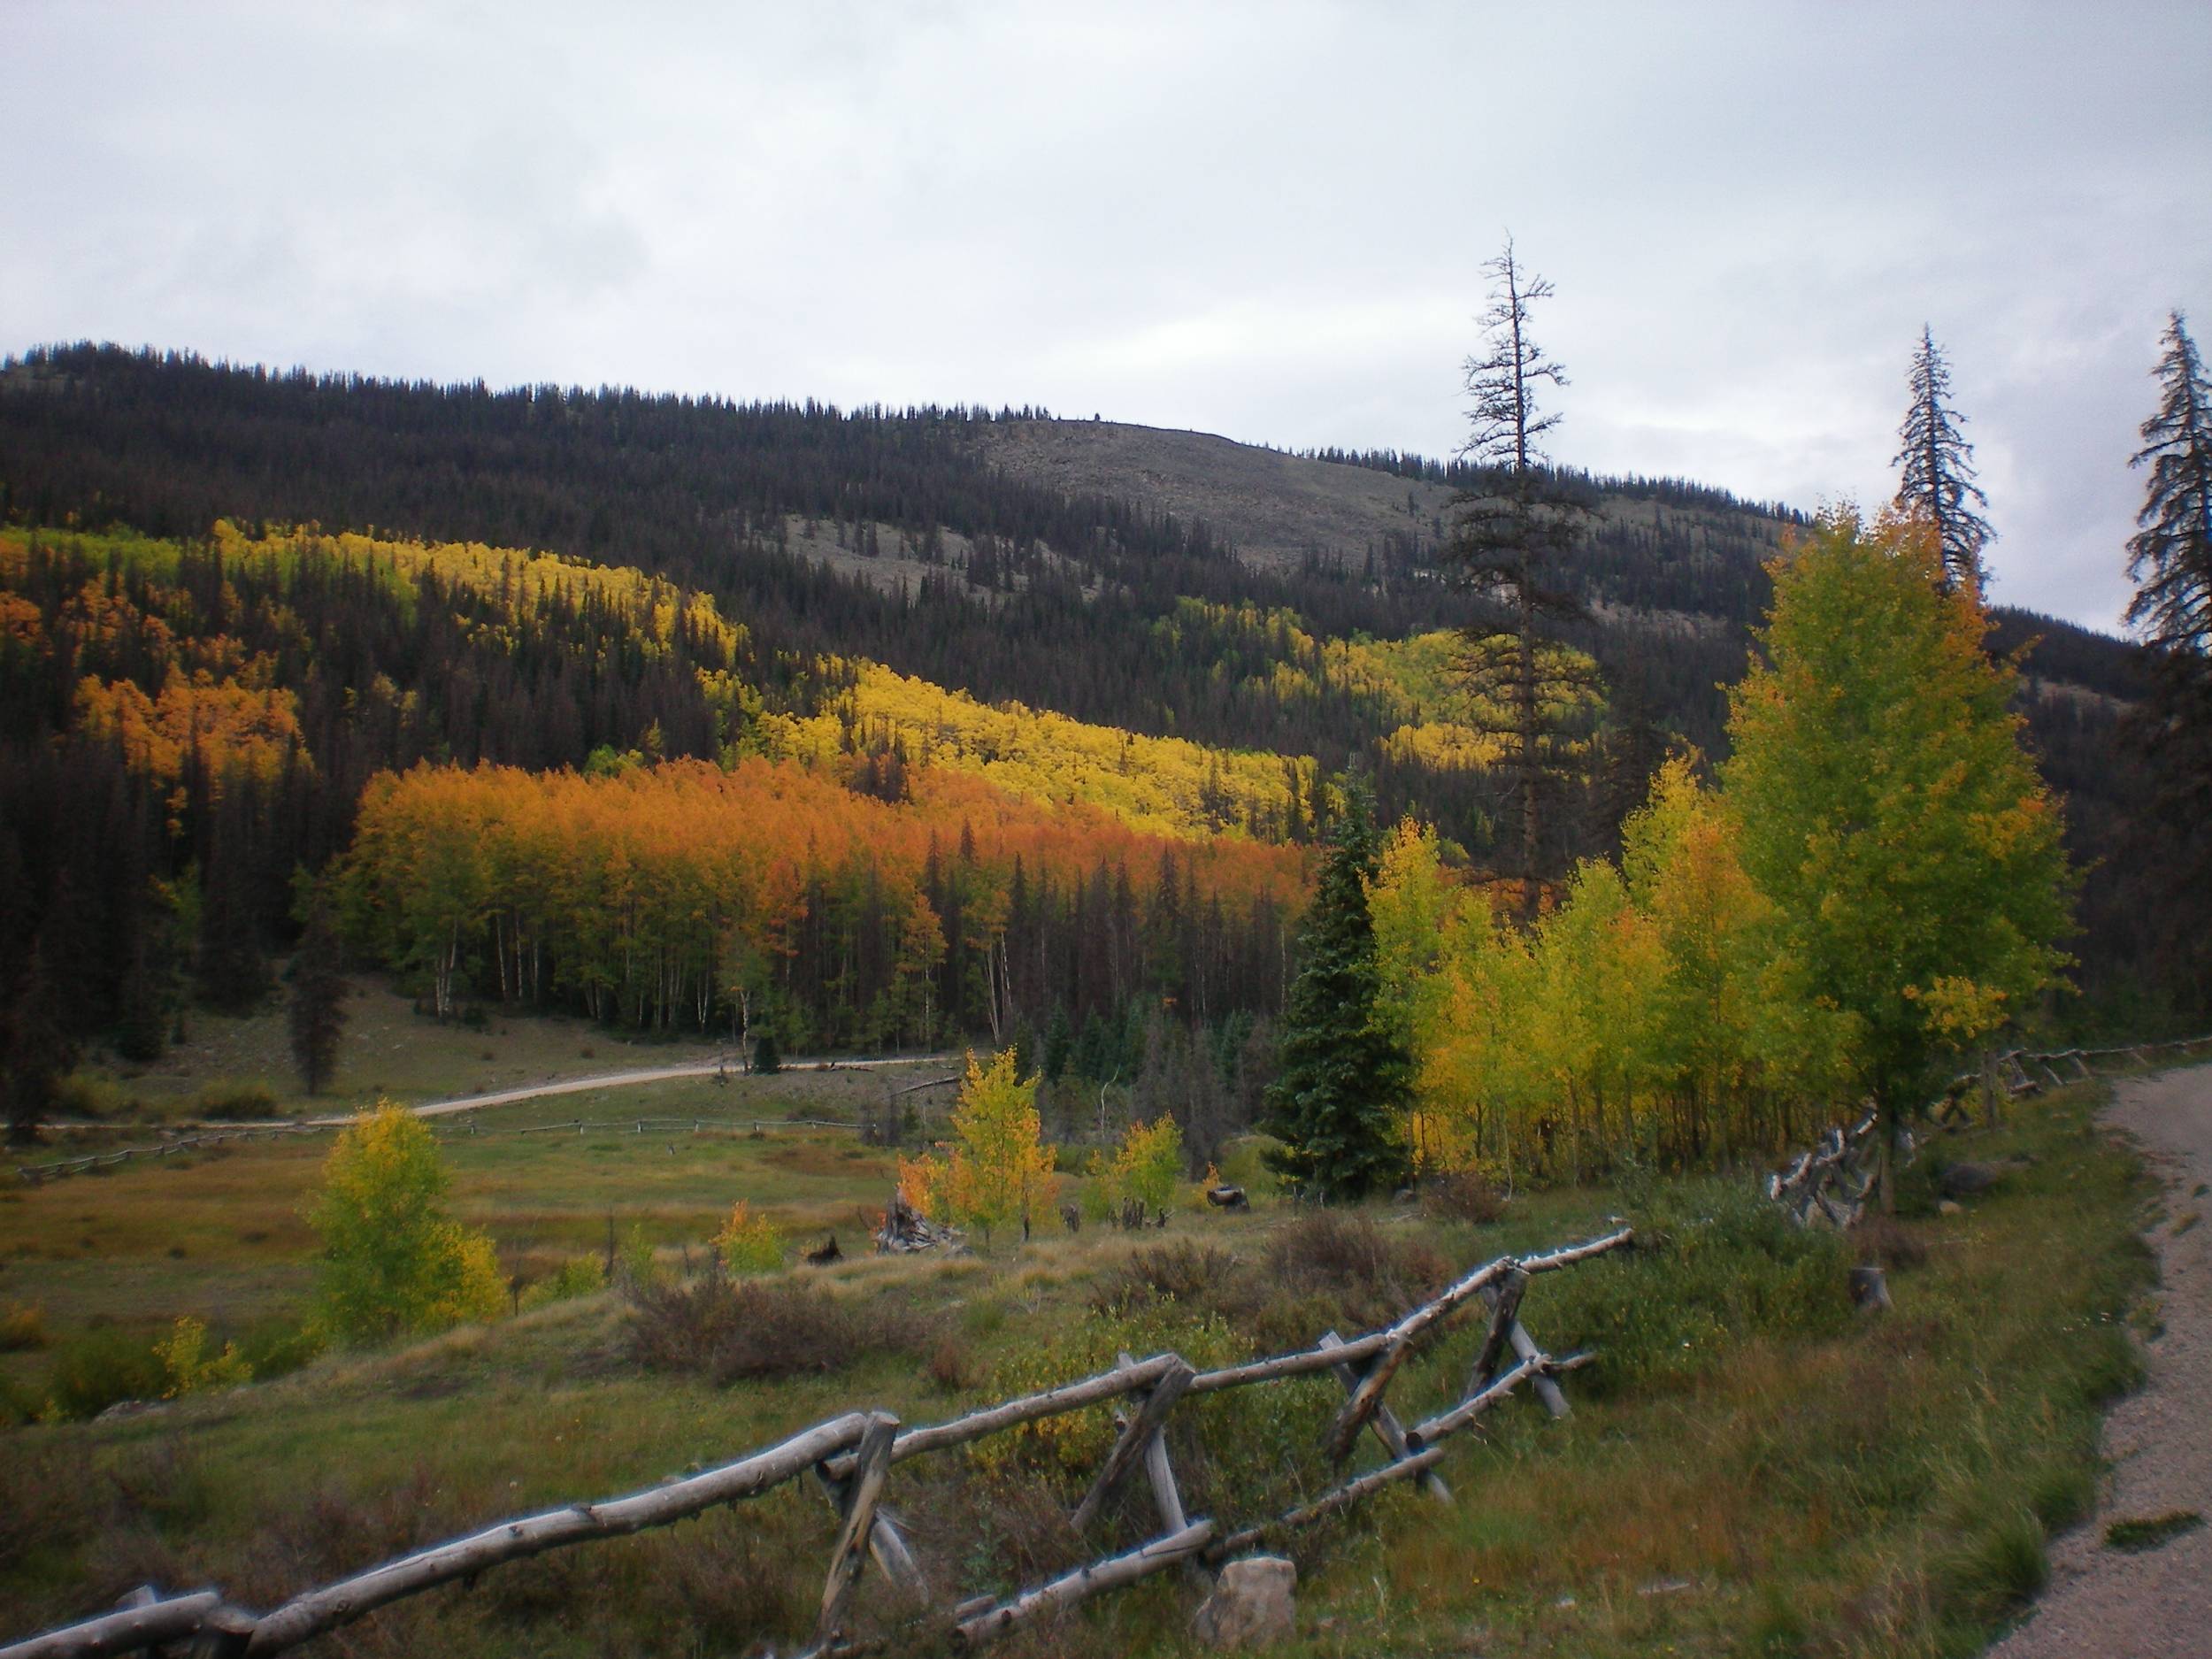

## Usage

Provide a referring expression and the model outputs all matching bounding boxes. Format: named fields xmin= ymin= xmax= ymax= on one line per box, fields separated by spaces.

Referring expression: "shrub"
xmin=0 ymin=1301 xmax=48 ymax=1352
xmin=45 ymin=1328 xmax=166 ymax=1419
xmin=711 ymin=1202 xmax=785 ymax=1274
xmin=1262 ymin=1211 xmax=1449 ymax=1329
xmin=1089 ymin=1241 xmax=1240 ymax=1316
xmin=154 ymin=1316 xmax=252 ymax=1395
xmin=520 ymin=1256 xmax=607 ymax=1311
xmin=304 ymin=1101 xmax=505 ymax=1344
xmin=618 ymin=1222 xmax=664 ymax=1288
xmin=1421 ymin=1166 xmax=1507 ymax=1225
xmin=626 ymin=1275 xmax=926 ymax=1384
xmin=193 ymin=1080 xmax=280 ymax=1119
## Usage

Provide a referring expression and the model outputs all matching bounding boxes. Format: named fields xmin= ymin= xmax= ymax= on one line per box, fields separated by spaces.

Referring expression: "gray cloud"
xmin=6 ymin=0 xmax=2206 ymax=630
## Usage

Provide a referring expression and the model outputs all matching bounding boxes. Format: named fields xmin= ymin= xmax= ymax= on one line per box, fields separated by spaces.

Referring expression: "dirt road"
xmin=1992 ymin=1062 xmax=2212 ymax=1658
xmin=301 ymin=1055 xmax=953 ymax=1126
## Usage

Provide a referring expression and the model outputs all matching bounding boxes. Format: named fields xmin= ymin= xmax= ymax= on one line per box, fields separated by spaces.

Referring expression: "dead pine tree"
xmin=1893 ymin=326 xmax=1994 ymax=595
xmin=1446 ymin=238 xmax=1596 ymax=926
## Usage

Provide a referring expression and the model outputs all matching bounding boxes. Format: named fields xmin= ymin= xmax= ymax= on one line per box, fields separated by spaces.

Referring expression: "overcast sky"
xmin=9 ymin=1 xmax=2207 ymax=633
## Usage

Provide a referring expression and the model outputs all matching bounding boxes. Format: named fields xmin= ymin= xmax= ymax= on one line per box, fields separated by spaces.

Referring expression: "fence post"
xmin=1071 ymin=1357 xmax=1193 ymax=1531
xmin=814 ymin=1411 xmax=898 ymax=1647
xmin=1319 ymin=1331 xmax=1449 ymax=1503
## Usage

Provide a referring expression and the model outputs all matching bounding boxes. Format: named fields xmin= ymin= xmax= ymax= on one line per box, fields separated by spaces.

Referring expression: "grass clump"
xmin=2105 ymin=1510 xmax=2205 ymax=1552
xmin=0 ymin=1302 xmax=48 ymax=1352
xmin=626 ymin=1273 xmax=927 ymax=1384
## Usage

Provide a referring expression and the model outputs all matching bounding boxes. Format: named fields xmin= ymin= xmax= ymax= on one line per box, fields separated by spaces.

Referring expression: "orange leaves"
xmin=72 ymin=667 xmax=308 ymax=791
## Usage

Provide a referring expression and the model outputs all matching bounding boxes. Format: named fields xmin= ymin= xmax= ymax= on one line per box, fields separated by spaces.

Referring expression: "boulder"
xmin=1194 ymin=1555 xmax=1296 ymax=1649
xmin=1938 ymin=1161 xmax=2002 ymax=1198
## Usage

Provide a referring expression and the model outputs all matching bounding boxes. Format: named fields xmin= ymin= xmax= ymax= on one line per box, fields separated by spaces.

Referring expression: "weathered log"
xmin=1481 ymin=1289 xmax=1571 ymax=1419
xmin=815 ymin=1413 xmax=898 ymax=1646
xmin=242 ymin=1413 xmax=871 ymax=1655
xmin=1187 ymin=1329 xmax=1393 ymax=1394
xmin=1072 ymin=1357 xmax=1193 ymax=1531
xmin=1463 ymin=1265 xmax=1529 ymax=1396
xmin=1203 ymin=1186 xmax=1248 ymax=1210
xmin=826 ymin=1354 xmax=1179 ymax=1479
xmin=1321 ymin=1328 xmax=1417 ymax=1463
xmin=1317 ymin=1331 xmax=1448 ymax=1503
xmin=1117 ymin=1354 xmax=1188 ymax=1534
xmin=0 ymin=1589 xmax=221 ymax=1659
xmin=1403 ymin=1350 xmax=1594 ymax=1451
xmin=1207 ymin=1448 xmax=1448 ymax=1560
xmin=951 ymin=1522 xmax=1213 ymax=1647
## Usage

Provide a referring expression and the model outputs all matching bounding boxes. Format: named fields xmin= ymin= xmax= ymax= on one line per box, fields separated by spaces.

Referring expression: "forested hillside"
xmin=0 ymin=343 xmax=2180 ymax=1096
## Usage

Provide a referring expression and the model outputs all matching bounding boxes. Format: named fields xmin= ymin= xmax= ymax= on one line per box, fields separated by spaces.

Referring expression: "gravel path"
xmin=301 ymin=1053 xmax=952 ymax=1125
xmin=1991 ymin=1062 xmax=2212 ymax=1658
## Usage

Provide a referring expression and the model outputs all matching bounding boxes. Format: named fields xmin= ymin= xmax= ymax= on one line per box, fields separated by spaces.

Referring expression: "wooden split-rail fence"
xmin=0 ymin=1226 xmax=1633 ymax=1659
xmin=1767 ymin=1029 xmax=2212 ymax=1227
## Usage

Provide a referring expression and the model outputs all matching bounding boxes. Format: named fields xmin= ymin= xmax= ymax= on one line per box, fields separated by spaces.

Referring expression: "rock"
xmin=1938 ymin=1161 xmax=2003 ymax=1198
xmin=1194 ymin=1555 xmax=1296 ymax=1649
xmin=1938 ymin=1199 xmax=1963 ymax=1217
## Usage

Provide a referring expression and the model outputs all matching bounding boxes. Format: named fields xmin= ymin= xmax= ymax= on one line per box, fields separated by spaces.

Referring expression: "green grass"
xmin=2104 ymin=1511 xmax=2204 ymax=1553
xmin=0 ymin=1079 xmax=2161 ymax=1659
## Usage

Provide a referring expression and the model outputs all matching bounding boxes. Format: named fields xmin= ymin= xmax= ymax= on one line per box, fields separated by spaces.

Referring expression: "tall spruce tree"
xmin=1447 ymin=240 xmax=1595 ymax=924
xmin=1263 ymin=780 xmax=1411 ymax=1201
xmin=288 ymin=890 xmax=349 ymax=1095
xmin=1893 ymin=327 xmax=1993 ymax=593
xmin=2123 ymin=311 xmax=2212 ymax=1005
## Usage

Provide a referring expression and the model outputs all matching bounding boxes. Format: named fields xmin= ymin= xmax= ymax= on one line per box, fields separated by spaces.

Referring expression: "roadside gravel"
xmin=1991 ymin=1063 xmax=2212 ymax=1658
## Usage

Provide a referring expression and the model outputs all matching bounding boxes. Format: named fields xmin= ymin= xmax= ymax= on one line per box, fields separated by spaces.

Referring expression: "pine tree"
xmin=2126 ymin=311 xmax=2212 ymax=658
xmin=3 ymin=941 xmax=79 ymax=1145
xmin=1893 ymin=327 xmax=1993 ymax=593
xmin=2123 ymin=311 xmax=2212 ymax=1004
xmin=289 ymin=893 xmax=349 ymax=1095
xmin=1446 ymin=240 xmax=1596 ymax=923
xmin=1264 ymin=781 xmax=1412 ymax=1200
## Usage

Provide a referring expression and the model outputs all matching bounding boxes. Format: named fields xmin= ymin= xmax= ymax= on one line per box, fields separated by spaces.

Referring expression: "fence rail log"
xmin=1207 ymin=1446 xmax=1448 ymax=1561
xmin=825 ymin=1354 xmax=1179 ymax=1480
xmin=242 ymin=1412 xmax=872 ymax=1655
xmin=951 ymin=1522 xmax=1214 ymax=1647
xmin=0 ymin=1589 xmax=222 ymax=1659
xmin=1404 ymin=1350 xmax=1594 ymax=1452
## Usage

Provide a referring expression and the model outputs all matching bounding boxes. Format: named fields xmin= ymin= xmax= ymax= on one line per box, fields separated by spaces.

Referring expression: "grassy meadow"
xmin=0 ymin=1004 xmax=2168 ymax=1659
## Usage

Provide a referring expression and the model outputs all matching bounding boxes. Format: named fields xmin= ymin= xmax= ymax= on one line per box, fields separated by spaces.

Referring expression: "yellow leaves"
xmin=1903 ymin=976 xmax=2008 ymax=1041
xmin=711 ymin=1201 xmax=786 ymax=1274
xmin=153 ymin=1317 xmax=252 ymax=1397
xmin=938 ymin=1048 xmax=1056 ymax=1244
xmin=764 ymin=663 xmax=1309 ymax=842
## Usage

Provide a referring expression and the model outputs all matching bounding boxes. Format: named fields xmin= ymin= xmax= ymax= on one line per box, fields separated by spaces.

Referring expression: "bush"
xmin=1421 ymin=1167 xmax=1507 ymax=1225
xmin=1263 ymin=1211 xmax=1449 ymax=1326
xmin=710 ymin=1202 xmax=784 ymax=1274
xmin=193 ymin=1080 xmax=280 ymax=1119
xmin=520 ymin=1256 xmax=607 ymax=1310
xmin=305 ymin=1101 xmax=505 ymax=1343
xmin=1089 ymin=1241 xmax=1240 ymax=1316
xmin=626 ymin=1275 xmax=926 ymax=1384
xmin=154 ymin=1317 xmax=252 ymax=1395
xmin=45 ymin=1328 xmax=166 ymax=1419
xmin=1536 ymin=1177 xmax=1852 ymax=1392
xmin=0 ymin=1301 xmax=48 ymax=1352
